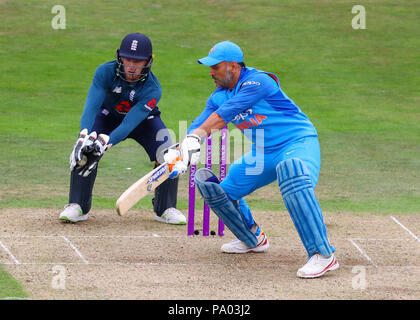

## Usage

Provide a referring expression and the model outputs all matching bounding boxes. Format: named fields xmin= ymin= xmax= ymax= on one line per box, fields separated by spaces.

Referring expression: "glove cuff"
xmin=186 ymin=133 xmax=202 ymax=144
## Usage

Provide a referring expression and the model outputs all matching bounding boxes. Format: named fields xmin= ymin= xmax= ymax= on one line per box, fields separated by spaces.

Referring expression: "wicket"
xmin=188 ymin=126 xmax=228 ymax=236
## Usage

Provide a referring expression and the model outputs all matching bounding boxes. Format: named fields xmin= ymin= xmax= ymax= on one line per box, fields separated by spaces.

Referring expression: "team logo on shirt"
xmin=113 ymin=86 xmax=122 ymax=93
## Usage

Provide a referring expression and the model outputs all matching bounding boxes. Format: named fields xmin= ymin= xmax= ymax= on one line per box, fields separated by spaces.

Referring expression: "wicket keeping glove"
xmin=69 ymin=129 xmax=91 ymax=170
xmin=163 ymin=147 xmax=187 ymax=179
xmin=78 ymin=133 xmax=110 ymax=177
xmin=180 ymin=134 xmax=201 ymax=166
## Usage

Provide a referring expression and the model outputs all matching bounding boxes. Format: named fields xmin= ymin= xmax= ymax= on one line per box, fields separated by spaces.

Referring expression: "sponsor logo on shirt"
xmin=233 ymin=108 xmax=253 ymax=121
xmin=240 ymin=80 xmax=261 ymax=87
xmin=115 ymin=101 xmax=132 ymax=114
xmin=232 ymin=108 xmax=267 ymax=131
xmin=144 ymin=98 xmax=157 ymax=111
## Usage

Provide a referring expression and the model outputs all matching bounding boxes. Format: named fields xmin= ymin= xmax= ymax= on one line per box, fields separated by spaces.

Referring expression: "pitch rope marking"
xmin=0 ymin=240 xmax=20 ymax=265
xmin=61 ymin=235 xmax=89 ymax=264
xmin=348 ymin=238 xmax=378 ymax=268
xmin=390 ymin=216 xmax=420 ymax=243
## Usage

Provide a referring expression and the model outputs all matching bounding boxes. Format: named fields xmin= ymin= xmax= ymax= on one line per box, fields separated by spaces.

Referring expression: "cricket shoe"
xmin=221 ymin=227 xmax=269 ymax=253
xmin=297 ymin=253 xmax=339 ymax=278
xmin=154 ymin=207 xmax=186 ymax=225
xmin=59 ymin=203 xmax=88 ymax=223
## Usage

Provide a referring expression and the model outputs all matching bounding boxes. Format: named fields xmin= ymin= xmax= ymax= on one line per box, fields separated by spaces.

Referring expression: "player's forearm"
xmin=80 ymin=83 xmax=106 ymax=131
xmin=190 ymin=112 xmax=226 ymax=139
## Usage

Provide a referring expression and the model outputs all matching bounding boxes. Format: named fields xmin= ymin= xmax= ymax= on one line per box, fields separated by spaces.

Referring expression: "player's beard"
xmin=125 ymin=70 xmax=141 ymax=82
xmin=214 ymin=66 xmax=234 ymax=89
xmin=123 ymin=65 xmax=144 ymax=82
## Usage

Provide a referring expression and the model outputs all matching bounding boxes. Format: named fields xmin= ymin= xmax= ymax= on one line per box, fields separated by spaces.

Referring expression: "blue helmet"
xmin=116 ymin=33 xmax=154 ymax=82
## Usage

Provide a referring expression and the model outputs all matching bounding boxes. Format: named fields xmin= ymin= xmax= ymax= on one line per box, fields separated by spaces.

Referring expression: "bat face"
xmin=116 ymin=163 xmax=170 ymax=216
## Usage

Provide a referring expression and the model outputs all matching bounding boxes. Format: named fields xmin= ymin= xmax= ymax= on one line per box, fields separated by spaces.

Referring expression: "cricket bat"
xmin=116 ymin=162 xmax=170 ymax=216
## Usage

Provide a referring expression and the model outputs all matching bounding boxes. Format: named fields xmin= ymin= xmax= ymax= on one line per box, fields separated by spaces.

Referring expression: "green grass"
xmin=0 ymin=0 xmax=418 ymax=298
xmin=0 ymin=0 xmax=419 ymax=216
xmin=0 ymin=265 xmax=29 ymax=299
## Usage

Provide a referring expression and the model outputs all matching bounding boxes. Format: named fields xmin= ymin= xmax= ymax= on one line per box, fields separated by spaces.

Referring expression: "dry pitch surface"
xmin=0 ymin=208 xmax=419 ymax=300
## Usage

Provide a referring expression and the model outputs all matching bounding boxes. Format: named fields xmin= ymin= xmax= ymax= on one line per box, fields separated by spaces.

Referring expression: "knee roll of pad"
xmin=276 ymin=158 xmax=313 ymax=197
xmin=194 ymin=168 xmax=258 ymax=247
xmin=276 ymin=158 xmax=334 ymax=257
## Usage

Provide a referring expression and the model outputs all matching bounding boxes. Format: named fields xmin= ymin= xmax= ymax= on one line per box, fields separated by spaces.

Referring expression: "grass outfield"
xmin=0 ymin=264 xmax=28 ymax=299
xmin=0 ymin=0 xmax=419 ymax=215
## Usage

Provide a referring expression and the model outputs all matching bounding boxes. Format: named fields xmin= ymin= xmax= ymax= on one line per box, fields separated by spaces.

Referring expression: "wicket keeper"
xmin=60 ymin=33 xmax=186 ymax=225
xmin=168 ymin=41 xmax=338 ymax=278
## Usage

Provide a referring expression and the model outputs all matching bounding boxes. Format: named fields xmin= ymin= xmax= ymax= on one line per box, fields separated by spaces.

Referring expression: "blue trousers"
xmin=222 ymin=136 xmax=321 ymax=204
xmin=220 ymin=136 xmax=334 ymax=257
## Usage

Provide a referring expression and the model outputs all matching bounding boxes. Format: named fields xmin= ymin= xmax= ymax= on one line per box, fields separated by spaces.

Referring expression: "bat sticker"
xmin=147 ymin=165 xmax=168 ymax=186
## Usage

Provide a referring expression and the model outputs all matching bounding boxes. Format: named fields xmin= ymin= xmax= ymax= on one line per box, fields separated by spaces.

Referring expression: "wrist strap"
xmin=186 ymin=133 xmax=202 ymax=144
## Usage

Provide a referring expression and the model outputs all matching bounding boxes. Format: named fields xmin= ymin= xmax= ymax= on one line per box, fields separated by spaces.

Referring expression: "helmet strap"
xmin=115 ymin=49 xmax=123 ymax=78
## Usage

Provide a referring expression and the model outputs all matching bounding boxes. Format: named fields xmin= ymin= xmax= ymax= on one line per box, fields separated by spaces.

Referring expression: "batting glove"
xmin=78 ymin=133 xmax=110 ymax=177
xmin=180 ymin=134 xmax=201 ymax=166
xmin=163 ymin=148 xmax=187 ymax=179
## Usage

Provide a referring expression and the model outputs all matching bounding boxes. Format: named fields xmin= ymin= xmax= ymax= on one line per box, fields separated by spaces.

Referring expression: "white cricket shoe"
xmin=297 ymin=253 xmax=339 ymax=278
xmin=154 ymin=207 xmax=186 ymax=225
xmin=59 ymin=203 xmax=88 ymax=223
xmin=221 ymin=228 xmax=269 ymax=253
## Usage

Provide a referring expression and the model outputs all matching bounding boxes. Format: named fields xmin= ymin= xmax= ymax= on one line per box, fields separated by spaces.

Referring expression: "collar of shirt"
xmin=230 ymin=67 xmax=248 ymax=92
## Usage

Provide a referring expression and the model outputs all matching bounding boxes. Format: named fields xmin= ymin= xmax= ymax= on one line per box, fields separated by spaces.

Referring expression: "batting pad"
xmin=277 ymin=158 xmax=334 ymax=257
xmin=195 ymin=168 xmax=258 ymax=247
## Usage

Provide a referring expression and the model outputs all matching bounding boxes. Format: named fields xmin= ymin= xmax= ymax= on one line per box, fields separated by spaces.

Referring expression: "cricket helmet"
xmin=116 ymin=33 xmax=154 ymax=82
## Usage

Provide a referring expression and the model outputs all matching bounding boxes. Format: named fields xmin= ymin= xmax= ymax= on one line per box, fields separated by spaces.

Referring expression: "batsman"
xmin=60 ymin=33 xmax=186 ymax=225
xmin=170 ymin=41 xmax=338 ymax=278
